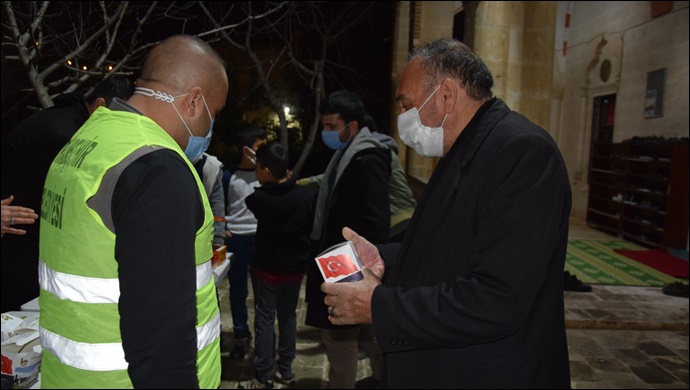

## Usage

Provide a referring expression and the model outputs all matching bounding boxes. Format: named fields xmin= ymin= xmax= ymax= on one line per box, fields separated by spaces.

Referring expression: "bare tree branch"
xmin=2 ymin=1 xmax=391 ymax=178
xmin=197 ymin=1 xmax=287 ymax=40
xmin=1 ymin=1 xmax=182 ymax=110
xmin=199 ymin=1 xmax=292 ymax=152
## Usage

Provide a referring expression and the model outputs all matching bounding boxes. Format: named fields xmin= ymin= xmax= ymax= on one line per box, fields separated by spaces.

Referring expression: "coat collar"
xmin=388 ymin=98 xmax=511 ymax=285
xmin=444 ymin=97 xmax=509 ymax=170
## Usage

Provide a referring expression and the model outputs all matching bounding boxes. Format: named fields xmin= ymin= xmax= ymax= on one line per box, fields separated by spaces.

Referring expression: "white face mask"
xmin=397 ymin=84 xmax=447 ymax=157
xmin=243 ymin=146 xmax=257 ymax=166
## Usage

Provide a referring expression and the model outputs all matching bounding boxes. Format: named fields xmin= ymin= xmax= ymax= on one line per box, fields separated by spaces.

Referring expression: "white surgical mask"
xmin=397 ymin=84 xmax=447 ymax=157
xmin=243 ymin=146 xmax=257 ymax=166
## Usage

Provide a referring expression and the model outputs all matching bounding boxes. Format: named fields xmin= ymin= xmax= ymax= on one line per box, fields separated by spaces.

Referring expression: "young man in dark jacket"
xmin=303 ymin=90 xmax=391 ymax=388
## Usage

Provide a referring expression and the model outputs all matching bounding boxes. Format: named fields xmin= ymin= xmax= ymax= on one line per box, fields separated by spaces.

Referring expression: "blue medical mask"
xmin=133 ymin=87 xmax=214 ymax=161
xmin=185 ymin=121 xmax=213 ymax=162
xmin=321 ymin=121 xmax=352 ymax=151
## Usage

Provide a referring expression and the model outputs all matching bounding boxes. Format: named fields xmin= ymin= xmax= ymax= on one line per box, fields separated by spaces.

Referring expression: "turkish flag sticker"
xmin=318 ymin=254 xmax=358 ymax=278
xmin=315 ymin=241 xmax=363 ymax=283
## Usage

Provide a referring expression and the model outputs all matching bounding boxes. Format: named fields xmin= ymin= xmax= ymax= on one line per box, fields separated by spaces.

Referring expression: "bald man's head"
xmin=139 ymin=35 xmax=226 ymax=96
xmin=131 ymin=34 xmax=229 ymax=153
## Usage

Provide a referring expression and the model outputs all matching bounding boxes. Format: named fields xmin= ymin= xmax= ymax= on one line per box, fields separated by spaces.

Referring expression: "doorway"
xmin=591 ymin=94 xmax=616 ymax=144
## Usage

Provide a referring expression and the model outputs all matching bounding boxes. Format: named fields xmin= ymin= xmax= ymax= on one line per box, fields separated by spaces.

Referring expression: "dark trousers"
xmin=253 ymin=278 xmax=302 ymax=382
xmin=226 ymin=233 xmax=257 ymax=337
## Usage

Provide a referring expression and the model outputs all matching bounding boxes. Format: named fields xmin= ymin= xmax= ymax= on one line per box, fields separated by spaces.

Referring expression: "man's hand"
xmin=1 ymin=195 xmax=38 ymax=238
xmin=342 ymin=227 xmax=385 ymax=278
xmin=322 ymin=267 xmax=381 ymax=325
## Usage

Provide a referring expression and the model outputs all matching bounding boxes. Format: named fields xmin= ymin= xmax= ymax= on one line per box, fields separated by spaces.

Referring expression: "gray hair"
xmin=410 ymin=38 xmax=493 ymax=101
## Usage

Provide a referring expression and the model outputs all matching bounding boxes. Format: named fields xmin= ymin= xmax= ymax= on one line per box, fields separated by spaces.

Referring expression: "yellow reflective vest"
xmin=38 ymin=107 xmax=220 ymax=388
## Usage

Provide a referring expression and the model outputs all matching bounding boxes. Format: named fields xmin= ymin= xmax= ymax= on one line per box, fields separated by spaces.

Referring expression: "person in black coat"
xmin=303 ymin=90 xmax=391 ymax=388
xmin=0 ymin=76 xmax=133 ymax=312
xmin=322 ymin=38 xmax=572 ymax=389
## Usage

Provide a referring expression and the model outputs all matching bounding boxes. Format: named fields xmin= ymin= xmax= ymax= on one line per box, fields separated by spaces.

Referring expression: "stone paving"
xmin=565 ymin=286 xmax=688 ymax=389
xmin=217 ymin=219 xmax=689 ymax=389
xmin=217 ymin=280 xmax=688 ymax=389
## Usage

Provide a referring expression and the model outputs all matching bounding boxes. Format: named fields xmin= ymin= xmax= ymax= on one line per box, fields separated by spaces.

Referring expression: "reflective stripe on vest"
xmin=38 ymin=259 xmax=119 ymax=304
xmin=38 ymin=259 xmax=219 ymax=371
xmin=196 ymin=261 xmax=213 ymax=290
xmin=39 ymin=327 xmax=127 ymax=371
xmin=197 ymin=311 xmax=221 ymax=351
xmin=39 ymin=259 xmax=214 ymax=301
xmin=39 ymin=311 xmax=221 ymax=372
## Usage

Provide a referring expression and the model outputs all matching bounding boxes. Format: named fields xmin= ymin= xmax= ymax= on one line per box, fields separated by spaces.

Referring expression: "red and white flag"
xmin=317 ymin=254 xmax=358 ymax=279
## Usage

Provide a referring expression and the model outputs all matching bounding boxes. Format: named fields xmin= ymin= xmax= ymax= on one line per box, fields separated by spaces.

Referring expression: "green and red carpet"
xmin=565 ymin=240 xmax=687 ymax=287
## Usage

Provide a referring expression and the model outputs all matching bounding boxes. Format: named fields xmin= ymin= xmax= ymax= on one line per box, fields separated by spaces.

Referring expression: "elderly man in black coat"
xmin=323 ymin=38 xmax=572 ymax=389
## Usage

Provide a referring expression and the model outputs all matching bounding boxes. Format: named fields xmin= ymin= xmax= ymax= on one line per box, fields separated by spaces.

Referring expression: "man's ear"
xmin=185 ymin=87 xmax=204 ymax=117
xmin=87 ymin=97 xmax=107 ymax=115
xmin=350 ymin=120 xmax=361 ymax=133
xmin=440 ymin=78 xmax=457 ymax=114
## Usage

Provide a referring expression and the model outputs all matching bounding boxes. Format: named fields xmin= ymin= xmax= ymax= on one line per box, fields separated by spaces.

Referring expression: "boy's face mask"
xmin=243 ymin=146 xmax=257 ymax=166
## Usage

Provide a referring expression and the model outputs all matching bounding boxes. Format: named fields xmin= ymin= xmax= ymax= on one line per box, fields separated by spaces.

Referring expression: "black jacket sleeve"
xmin=112 ymin=149 xmax=204 ymax=389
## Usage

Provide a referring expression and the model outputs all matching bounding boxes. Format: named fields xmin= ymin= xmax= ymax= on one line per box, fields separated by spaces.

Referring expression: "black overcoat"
xmin=373 ymin=98 xmax=572 ymax=389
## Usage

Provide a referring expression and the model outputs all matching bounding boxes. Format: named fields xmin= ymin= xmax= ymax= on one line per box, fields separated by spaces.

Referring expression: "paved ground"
xmin=565 ymin=286 xmax=688 ymax=389
xmin=217 ymin=219 xmax=689 ymax=389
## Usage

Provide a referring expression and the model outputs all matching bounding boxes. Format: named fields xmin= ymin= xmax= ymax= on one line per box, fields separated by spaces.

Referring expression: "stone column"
xmin=521 ymin=2 xmax=557 ymax=131
xmin=474 ymin=1 xmax=513 ymax=103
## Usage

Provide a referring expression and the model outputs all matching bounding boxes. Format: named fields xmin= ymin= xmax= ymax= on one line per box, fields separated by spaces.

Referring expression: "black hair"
xmin=319 ymin=90 xmax=366 ymax=127
xmin=85 ymin=75 xmax=134 ymax=106
xmin=235 ymin=124 xmax=268 ymax=149
xmin=362 ymin=114 xmax=378 ymax=133
xmin=256 ymin=142 xmax=288 ymax=180
xmin=410 ymin=38 xmax=493 ymax=101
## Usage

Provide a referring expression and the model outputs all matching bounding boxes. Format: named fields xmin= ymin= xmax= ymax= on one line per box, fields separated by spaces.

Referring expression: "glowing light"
xmin=107 ymin=65 xmax=113 ymax=71
xmin=283 ymin=106 xmax=290 ymax=116
xmin=82 ymin=65 xmax=87 ymax=71
xmin=67 ymin=60 xmax=72 ymax=66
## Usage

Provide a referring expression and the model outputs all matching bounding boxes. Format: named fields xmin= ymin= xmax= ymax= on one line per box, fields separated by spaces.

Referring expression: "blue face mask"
xmin=321 ymin=121 xmax=352 ymax=150
xmin=181 ymin=95 xmax=214 ymax=161
xmin=186 ymin=125 xmax=213 ymax=162
xmin=133 ymin=87 xmax=214 ymax=161
xmin=321 ymin=131 xmax=348 ymax=150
